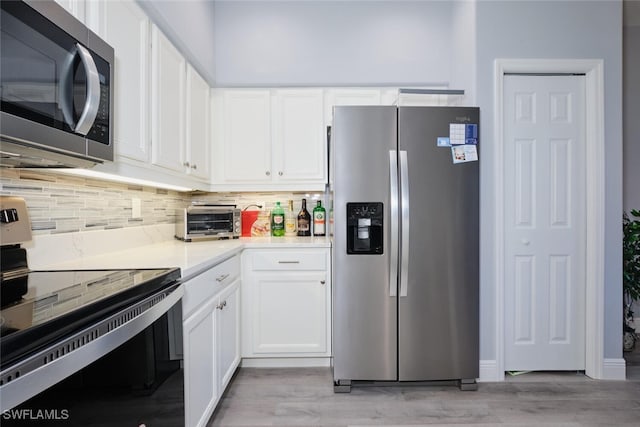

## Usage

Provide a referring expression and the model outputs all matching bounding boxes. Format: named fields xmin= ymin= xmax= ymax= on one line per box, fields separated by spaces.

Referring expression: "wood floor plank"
xmin=207 ymin=366 xmax=640 ymax=426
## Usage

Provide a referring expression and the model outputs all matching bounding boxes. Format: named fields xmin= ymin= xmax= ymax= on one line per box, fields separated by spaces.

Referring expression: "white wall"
xmin=449 ymin=0 xmax=477 ymax=105
xmin=137 ymin=0 xmax=216 ymax=85
xmin=623 ymin=1 xmax=640 ymax=325
xmin=213 ymin=0 xmax=455 ymax=87
xmin=624 ymin=25 xmax=640 ymax=212
xmin=475 ymin=0 xmax=623 ymax=361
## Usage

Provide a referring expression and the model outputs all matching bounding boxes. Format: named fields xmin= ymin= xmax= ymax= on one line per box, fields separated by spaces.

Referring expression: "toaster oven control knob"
xmin=1 ymin=208 xmax=19 ymax=224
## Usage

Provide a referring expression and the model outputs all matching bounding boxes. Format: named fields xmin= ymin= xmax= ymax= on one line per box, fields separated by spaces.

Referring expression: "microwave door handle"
xmin=59 ymin=50 xmax=77 ymax=131
xmin=73 ymin=43 xmax=101 ymax=135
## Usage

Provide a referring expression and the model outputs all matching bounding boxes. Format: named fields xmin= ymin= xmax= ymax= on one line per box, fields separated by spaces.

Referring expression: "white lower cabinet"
xmin=183 ymin=255 xmax=241 ymax=427
xmin=184 ymin=296 xmax=218 ymax=427
xmin=241 ymin=248 xmax=331 ymax=360
xmin=217 ymin=280 xmax=241 ymax=390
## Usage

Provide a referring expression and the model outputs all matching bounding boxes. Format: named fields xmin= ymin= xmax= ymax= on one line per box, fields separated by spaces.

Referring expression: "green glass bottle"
xmin=271 ymin=202 xmax=285 ymax=237
xmin=312 ymin=200 xmax=326 ymax=236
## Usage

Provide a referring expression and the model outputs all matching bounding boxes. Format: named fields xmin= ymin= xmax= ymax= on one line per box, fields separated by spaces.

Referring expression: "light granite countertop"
xmin=34 ymin=232 xmax=331 ymax=280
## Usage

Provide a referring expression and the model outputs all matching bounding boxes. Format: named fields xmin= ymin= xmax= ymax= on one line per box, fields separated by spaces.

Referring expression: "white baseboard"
xmin=240 ymin=357 xmax=331 ymax=368
xmin=477 ymin=359 xmax=628 ymax=381
xmin=478 ymin=359 xmax=503 ymax=382
xmin=602 ymin=358 xmax=627 ymax=380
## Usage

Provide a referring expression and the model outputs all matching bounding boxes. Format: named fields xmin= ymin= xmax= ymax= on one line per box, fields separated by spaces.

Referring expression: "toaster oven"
xmin=175 ymin=205 xmax=241 ymax=241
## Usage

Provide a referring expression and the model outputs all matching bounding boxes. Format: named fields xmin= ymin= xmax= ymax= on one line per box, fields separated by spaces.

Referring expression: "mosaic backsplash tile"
xmin=0 ymin=169 xmax=190 ymax=235
xmin=0 ymin=169 xmax=327 ymax=236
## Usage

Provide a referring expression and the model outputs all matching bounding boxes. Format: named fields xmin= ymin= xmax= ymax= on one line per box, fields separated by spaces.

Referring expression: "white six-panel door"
xmin=504 ymin=75 xmax=586 ymax=371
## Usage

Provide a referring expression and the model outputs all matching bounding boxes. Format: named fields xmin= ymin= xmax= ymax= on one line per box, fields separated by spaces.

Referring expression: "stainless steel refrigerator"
xmin=331 ymin=106 xmax=479 ymax=392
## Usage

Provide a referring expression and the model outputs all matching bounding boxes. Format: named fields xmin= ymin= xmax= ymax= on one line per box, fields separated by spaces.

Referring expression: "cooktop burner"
xmin=0 ymin=268 xmax=181 ymax=369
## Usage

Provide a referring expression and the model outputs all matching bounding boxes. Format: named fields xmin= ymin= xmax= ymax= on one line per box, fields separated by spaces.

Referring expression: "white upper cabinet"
xmin=85 ymin=1 xmax=212 ymax=190
xmin=186 ymin=65 xmax=212 ymax=181
xmin=218 ymin=90 xmax=272 ymax=183
xmin=213 ymin=89 xmax=326 ymax=191
xmin=150 ymin=29 xmax=212 ymax=183
xmin=151 ymin=26 xmax=186 ymax=173
xmin=273 ymin=89 xmax=325 ymax=185
xmin=86 ymin=0 xmax=150 ymax=162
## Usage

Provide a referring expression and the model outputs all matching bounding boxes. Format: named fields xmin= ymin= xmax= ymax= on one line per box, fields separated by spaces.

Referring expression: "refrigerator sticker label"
xmin=452 ymin=145 xmax=478 ymax=164
xmin=449 ymin=124 xmax=466 ymax=145
xmin=437 ymin=137 xmax=451 ymax=147
xmin=465 ymin=124 xmax=478 ymax=145
xmin=450 ymin=123 xmax=479 ymax=145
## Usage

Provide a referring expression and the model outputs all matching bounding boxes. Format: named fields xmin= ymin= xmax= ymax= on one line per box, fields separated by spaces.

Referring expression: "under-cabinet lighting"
xmin=53 ymin=169 xmax=195 ymax=192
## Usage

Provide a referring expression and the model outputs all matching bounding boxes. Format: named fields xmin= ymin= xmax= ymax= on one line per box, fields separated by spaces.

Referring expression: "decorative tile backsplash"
xmin=0 ymin=169 xmax=327 ymax=236
xmin=0 ymin=169 xmax=190 ymax=235
xmin=192 ymin=191 xmax=327 ymax=214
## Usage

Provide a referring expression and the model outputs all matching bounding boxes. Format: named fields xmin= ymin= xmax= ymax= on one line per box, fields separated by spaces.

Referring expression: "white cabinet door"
xmin=151 ymin=26 xmax=186 ymax=173
xmin=242 ymin=248 xmax=331 ymax=358
xmin=86 ymin=0 xmax=150 ymax=162
xmin=216 ymin=280 xmax=241 ymax=391
xmin=186 ymin=65 xmax=211 ymax=181
xmin=251 ymin=271 xmax=328 ymax=354
xmin=273 ymin=89 xmax=325 ymax=184
xmin=183 ymin=297 xmax=218 ymax=427
xmin=220 ymin=90 xmax=272 ymax=182
xmin=213 ymin=89 xmax=326 ymax=190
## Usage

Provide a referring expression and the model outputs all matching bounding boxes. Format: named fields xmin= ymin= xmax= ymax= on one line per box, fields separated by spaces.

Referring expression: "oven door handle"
xmin=0 ymin=283 xmax=184 ymax=412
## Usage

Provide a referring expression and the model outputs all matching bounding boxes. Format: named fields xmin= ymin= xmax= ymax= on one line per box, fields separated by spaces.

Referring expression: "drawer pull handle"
xmin=278 ymin=261 xmax=300 ymax=264
xmin=320 ymin=280 xmax=326 ymax=285
xmin=216 ymin=301 xmax=227 ymax=310
xmin=216 ymin=273 xmax=230 ymax=282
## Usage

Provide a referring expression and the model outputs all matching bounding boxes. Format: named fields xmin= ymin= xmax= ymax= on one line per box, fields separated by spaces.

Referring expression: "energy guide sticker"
xmin=449 ymin=124 xmax=466 ymax=145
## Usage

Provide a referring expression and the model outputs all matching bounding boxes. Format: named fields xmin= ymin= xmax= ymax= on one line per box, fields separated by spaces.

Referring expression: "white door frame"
xmin=493 ymin=58 xmax=605 ymax=380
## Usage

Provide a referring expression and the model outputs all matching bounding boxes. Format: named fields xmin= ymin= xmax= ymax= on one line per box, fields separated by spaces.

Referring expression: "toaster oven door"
xmin=187 ymin=212 xmax=235 ymax=236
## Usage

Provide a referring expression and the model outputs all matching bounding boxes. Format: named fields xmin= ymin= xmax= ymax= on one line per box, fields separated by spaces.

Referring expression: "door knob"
xmin=265 ymin=171 xmax=271 ymax=176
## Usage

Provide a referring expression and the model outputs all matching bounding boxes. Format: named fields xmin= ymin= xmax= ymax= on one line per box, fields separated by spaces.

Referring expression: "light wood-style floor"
xmin=207 ymin=346 xmax=640 ymax=426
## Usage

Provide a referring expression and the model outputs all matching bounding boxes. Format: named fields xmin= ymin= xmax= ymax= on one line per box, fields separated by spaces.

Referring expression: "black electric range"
xmin=0 ymin=267 xmax=181 ymax=370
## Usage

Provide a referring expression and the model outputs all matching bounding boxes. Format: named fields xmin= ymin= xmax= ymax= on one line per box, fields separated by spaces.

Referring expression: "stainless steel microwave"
xmin=0 ymin=0 xmax=114 ymax=168
xmin=175 ymin=206 xmax=241 ymax=242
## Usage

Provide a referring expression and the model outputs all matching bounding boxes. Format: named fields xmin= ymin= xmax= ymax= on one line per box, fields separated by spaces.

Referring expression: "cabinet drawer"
xmin=250 ymin=250 xmax=326 ymax=271
xmin=183 ymin=255 xmax=240 ymax=318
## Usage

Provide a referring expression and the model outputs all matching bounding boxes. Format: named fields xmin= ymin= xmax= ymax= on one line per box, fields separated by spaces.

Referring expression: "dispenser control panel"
xmin=346 ymin=202 xmax=383 ymax=255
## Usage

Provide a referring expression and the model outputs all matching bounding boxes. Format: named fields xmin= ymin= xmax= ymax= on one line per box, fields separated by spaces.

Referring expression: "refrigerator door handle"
xmin=389 ymin=150 xmax=399 ymax=298
xmin=399 ymin=150 xmax=409 ymax=297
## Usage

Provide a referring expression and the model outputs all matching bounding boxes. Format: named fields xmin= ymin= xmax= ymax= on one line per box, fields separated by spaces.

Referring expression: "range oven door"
xmin=0 ymin=284 xmax=185 ymax=426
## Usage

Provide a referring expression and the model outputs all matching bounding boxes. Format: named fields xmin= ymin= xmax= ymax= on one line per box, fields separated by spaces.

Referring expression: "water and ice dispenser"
xmin=346 ymin=202 xmax=383 ymax=254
